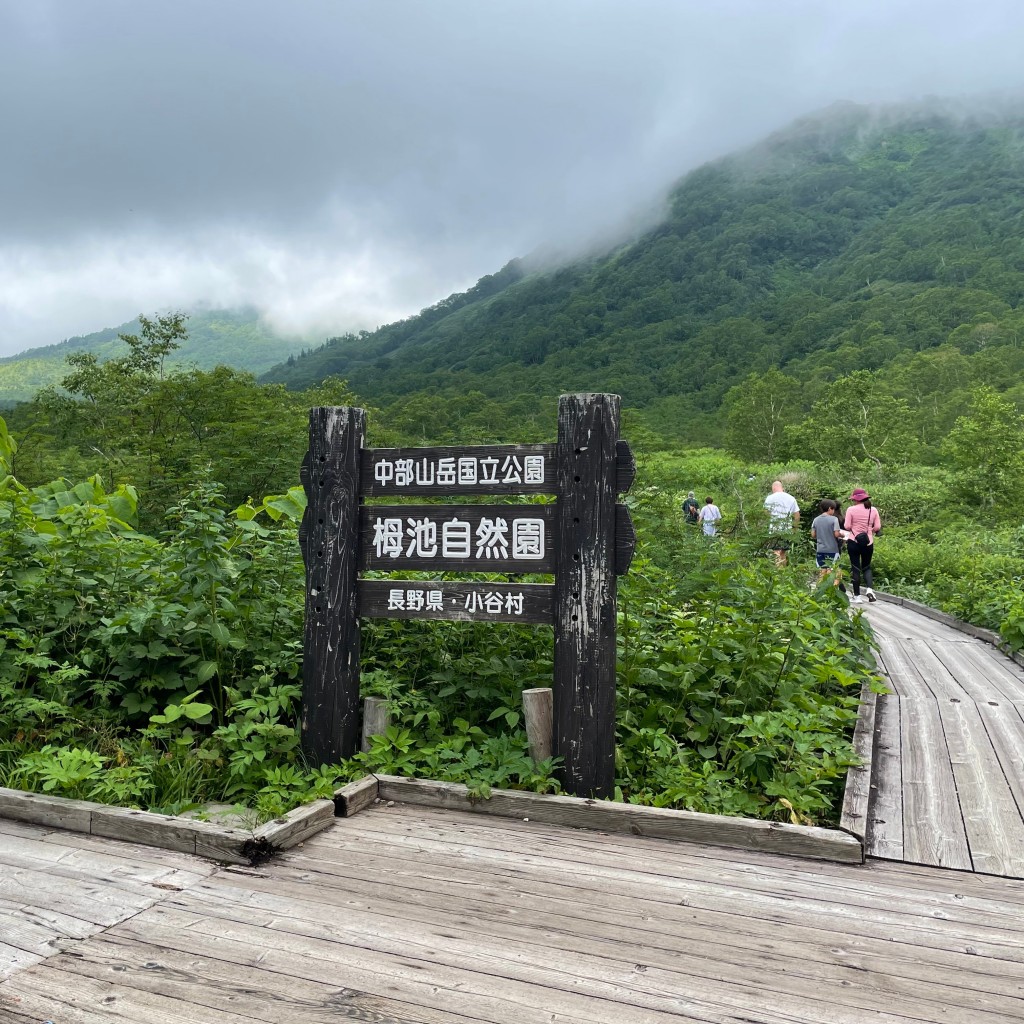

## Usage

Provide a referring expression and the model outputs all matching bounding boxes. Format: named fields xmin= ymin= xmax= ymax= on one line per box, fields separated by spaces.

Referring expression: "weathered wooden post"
xmin=299 ymin=406 xmax=365 ymax=766
xmin=522 ymin=687 xmax=553 ymax=765
xmin=361 ymin=696 xmax=390 ymax=752
xmin=554 ymin=393 xmax=621 ymax=799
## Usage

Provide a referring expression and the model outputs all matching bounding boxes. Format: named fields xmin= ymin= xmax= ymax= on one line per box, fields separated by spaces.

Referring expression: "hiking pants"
xmin=846 ymin=539 xmax=874 ymax=596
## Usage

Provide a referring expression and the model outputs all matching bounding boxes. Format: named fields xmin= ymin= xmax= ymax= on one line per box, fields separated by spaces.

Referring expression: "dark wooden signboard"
xmin=359 ymin=505 xmax=556 ymax=573
xmin=301 ymin=393 xmax=635 ymax=798
xmin=359 ymin=581 xmax=554 ymax=623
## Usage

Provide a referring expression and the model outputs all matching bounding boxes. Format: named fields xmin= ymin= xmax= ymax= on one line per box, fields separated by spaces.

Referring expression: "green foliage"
xmin=612 ymin=513 xmax=878 ymax=821
xmin=941 ymin=386 xmax=1024 ymax=514
xmin=724 ymin=370 xmax=803 ymax=462
xmin=783 ymin=371 xmax=915 ymax=468
xmin=258 ymin=103 xmax=1024 ymax=453
xmin=0 ymin=307 xmax=306 ymax=405
xmin=2 ymin=417 xmax=879 ymax=824
xmin=11 ymin=314 xmax=360 ymax=526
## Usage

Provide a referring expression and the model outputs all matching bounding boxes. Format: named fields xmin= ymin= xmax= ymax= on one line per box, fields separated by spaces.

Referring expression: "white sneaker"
xmin=865 ymin=588 xmax=877 ymax=603
xmin=850 ymin=595 xmax=865 ymax=604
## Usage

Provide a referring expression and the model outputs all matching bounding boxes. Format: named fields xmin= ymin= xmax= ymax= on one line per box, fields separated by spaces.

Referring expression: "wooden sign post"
xmin=300 ymin=393 xmax=635 ymax=798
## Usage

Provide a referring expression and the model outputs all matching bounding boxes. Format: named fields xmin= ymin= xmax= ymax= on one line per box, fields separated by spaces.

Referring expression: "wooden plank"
xmin=194 ymin=863 xmax=1024 ymax=1021
xmin=0 ymin=941 xmax=44 ymax=983
xmin=36 ymin=932 xmax=483 ymax=1024
xmin=0 ymin=787 xmax=95 ymax=833
xmin=342 ymin=804 xmax=1024 ymax=921
xmin=317 ymin=806 xmax=1009 ymax=925
xmin=0 ymin=790 xmax=253 ymax=865
xmin=868 ymin=692 xmax=904 ymax=862
xmin=962 ymin=645 xmax=1024 ymax=710
xmin=375 ymin=776 xmax=863 ymax=863
xmin=904 ymin=637 xmax=1005 ymax=703
xmin=150 ymin=884 xmax=1024 ymax=1024
xmin=222 ymin=854 xmax=1024 ymax=1003
xmin=867 ymin=601 xmax=969 ymax=644
xmin=302 ymin=405 xmax=365 ymax=765
xmin=875 ymin=636 xmax=958 ymax=700
xmin=333 ymin=775 xmax=378 ymax=817
xmin=936 ymin=695 xmax=1024 ymax=878
xmin=553 ymin=393 xmax=620 ymax=799
xmin=907 ymin=639 xmax=1024 ymax=876
xmin=0 ymin=964 xmax=250 ymax=1024
xmin=840 ymin=681 xmax=876 ymax=841
xmin=359 ymin=504 xmax=555 ymax=573
xmin=929 ymin=640 xmax=1024 ymax=705
xmin=341 ymin=801 xmax=1024 ymax=910
xmin=900 ymin=697 xmax=973 ymax=870
xmin=90 ymin=806 xmax=244 ymax=859
xmin=0 ymin=817 xmax=56 ymax=839
xmin=278 ymin=833 xmax=1024 ymax=965
xmin=115 ymin=907 xmax=711 ymax=1024
xmin=252 ymin=799 xmax=334 ymax=852
xmin=26 ymin=826 xmax=218 ymax=873
xmin=976 ymin=702 xmax=1024 ymax=825
xmin=359 ymin=579 xmax=555 ymax=623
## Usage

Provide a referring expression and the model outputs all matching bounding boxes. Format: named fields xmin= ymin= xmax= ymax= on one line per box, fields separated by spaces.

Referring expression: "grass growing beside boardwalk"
xmin=0 ymin=425 xmax=878 ymax=826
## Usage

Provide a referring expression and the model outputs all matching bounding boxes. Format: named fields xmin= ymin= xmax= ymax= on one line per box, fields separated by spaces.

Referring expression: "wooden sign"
xmin=362 ymin=444 xmax=555 ymax=496
xmin=359 ymin=581 xmax=554 ymax=623
xmin=301 ymin=393 xmax=635 ymax=799
xmin=359 ymin=505 xmax=555 ymax=573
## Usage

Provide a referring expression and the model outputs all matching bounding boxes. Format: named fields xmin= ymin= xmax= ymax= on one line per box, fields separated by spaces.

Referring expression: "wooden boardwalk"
xmin=3 ymin=805 xmax=1024 ymax=1023
xmin=863 ymin=600 xmax=1024 ymax=878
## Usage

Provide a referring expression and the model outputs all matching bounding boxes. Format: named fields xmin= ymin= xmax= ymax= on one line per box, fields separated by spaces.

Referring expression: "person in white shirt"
xmin=763 ymin=480 xmax=800 ymax=565
xmin=697 ymin=496 xmax=722 ymax=537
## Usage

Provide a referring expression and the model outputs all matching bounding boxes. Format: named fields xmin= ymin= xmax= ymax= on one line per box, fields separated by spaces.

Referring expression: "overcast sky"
xmin=1 ymin=0 xmax=1022 ymax=357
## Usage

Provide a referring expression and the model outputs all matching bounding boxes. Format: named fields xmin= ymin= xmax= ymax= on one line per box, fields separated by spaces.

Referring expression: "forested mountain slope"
xmin=261 ymin=99 xmax=1024 ymax=437
xmin=0 ymin=309 xmax=303 ymax=405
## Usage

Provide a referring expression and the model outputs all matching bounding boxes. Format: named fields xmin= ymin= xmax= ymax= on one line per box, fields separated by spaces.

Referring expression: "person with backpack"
xmin=682 ymin=491 xmax=700 ymax=526
xmin=844 ymin=488 xmax=882 ymax=604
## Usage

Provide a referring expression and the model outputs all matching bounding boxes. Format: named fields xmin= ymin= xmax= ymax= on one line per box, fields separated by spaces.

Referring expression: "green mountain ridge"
xmin=0 ymin=309 xmax=307 ymax=406
xmin=259 ymin=98 xmax=1024 ymax=440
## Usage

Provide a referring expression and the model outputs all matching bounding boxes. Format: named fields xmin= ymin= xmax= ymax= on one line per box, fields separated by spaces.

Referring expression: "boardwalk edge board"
xmin=374 ymin=775 xmax=865 ymax=864
xmin=876 ymin=591 xmax=1024 ymax=668
xmin=0 ymin=786 xmax=335 ymax=866
xmin=333 ymin=775 xmax=380 ymax=817
xmin=839 ymin=680 xmax=877 ymax=843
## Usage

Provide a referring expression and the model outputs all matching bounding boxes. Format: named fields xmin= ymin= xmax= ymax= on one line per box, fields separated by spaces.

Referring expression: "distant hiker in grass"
xmin=697 ymin=496 xmax=722 ymax=537
xmin=682 ymin=491 xmax=700 ymax=526
xmin=844 ymin=488 xmax=882 ymax=604
xmin=763 ymin=480 xmax=800 ymax=565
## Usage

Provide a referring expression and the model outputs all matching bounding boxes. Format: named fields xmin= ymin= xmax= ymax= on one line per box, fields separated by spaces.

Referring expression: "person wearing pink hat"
xmin=843 ymin=488 xmax=882 ymax=603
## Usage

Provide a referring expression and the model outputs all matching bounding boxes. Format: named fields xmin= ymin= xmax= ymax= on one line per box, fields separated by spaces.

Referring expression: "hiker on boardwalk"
xmin=697 ymin=496 xmax=722 ymax=537
xmin=811 ymin=499 xmax=846 ymax=592
xmin=682 ymin=491 xmax=700 ymax=526
xmin=844 ymin=488 xmax=882 ymax=604
xmin=763 ymin=480 xmax=800 ymax=565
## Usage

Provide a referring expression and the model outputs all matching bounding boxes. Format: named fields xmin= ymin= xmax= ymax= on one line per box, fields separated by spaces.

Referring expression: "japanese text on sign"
xmin=372 ymin=454 xmax=545 ymax=489
xmin=371 ymin=515 xmax=545 ymax=561
xmin=385 ymin=587 xmax=527 ymax=616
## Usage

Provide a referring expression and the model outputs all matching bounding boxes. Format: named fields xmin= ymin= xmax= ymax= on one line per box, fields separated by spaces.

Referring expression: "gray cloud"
xmin=2 ymin=0 xmax=1023 ymax=355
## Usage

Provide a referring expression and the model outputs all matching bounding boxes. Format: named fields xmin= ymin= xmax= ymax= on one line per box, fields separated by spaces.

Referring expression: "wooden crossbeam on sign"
xmin=359 ymin=580 xmax=554 ymax=623
xmin=354 ymin=441 xmax=637 ymax=497
xmin=359 ymin=505 xmax=556 ymax=573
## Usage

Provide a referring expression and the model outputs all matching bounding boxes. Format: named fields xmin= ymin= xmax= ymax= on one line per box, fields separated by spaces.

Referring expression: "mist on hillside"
xmin=2 ymin=0 xmax=1024 ymax=356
